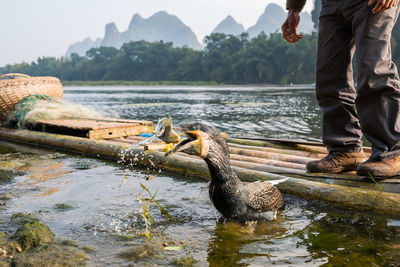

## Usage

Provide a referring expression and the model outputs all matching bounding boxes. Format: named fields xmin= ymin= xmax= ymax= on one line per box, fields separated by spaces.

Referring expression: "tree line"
xmin=0 ymin=32 xmax=316 ymax=84
xmin=2 ymin=25 xmax=400 ymax=84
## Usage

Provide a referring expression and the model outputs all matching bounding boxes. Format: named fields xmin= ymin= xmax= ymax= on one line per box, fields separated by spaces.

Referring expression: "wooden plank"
xmin=88 ymin=124 xmax=154 ymax=140
xmin=23 ymin=119 xmax=154 ymax=140
xmin=90 ymin=117 xmax=153 ymax=126
xmin=36 ymin=119 xmax=149 ymax=131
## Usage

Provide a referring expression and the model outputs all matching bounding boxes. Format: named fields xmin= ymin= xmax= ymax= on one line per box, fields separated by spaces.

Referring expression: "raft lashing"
xmin=1 ymin=118 xmax=400 ymax=217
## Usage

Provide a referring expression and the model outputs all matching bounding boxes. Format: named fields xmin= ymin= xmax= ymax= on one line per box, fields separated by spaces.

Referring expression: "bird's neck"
xmin=204 ymin=144 xmax=240 ymax=186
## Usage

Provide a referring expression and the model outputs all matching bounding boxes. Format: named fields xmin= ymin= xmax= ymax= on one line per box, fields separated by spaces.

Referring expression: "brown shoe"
xmin=306 ymin=151 xmax=367 ymax=174
xmin=356 ymin=156 xmax=400 ymax=178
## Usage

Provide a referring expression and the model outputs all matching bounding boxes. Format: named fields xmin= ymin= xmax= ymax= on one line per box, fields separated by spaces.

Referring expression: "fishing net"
xmin=12 ymin=94 xmax=56 ymax=125
xmin=10 ymin=94 xmax=101 ymax=128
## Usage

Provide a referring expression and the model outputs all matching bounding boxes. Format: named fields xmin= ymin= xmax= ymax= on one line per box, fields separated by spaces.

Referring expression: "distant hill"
xmin=212 ymin=15 xmax=245 ymax=36
xmin=65 ymin=37 xmax=101 ymax=57
xmin=100 ymin=23 xmax=123 ymax=48
xmin=66 ymin=11 xmax=202 ymax=57
xmin=121 ymin=11 xmax=202 ymax=49
xmin=66 ymin=5 xmax=315 ymax=57
xmin=246 ymin=3 xmax=314 ymax=38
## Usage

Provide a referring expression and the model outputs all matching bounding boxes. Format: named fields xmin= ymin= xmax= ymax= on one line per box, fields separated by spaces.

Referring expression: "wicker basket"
xmin=0 ymin=73 xmax=64 ymax=121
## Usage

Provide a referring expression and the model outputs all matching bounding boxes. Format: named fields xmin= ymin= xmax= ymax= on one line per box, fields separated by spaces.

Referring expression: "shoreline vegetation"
xmin=0 ymin=32 xmax=318 ymax=84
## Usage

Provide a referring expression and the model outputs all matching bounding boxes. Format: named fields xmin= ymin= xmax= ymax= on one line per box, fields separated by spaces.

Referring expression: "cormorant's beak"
xmin=164 ymin=129 xmax=205 ymax=157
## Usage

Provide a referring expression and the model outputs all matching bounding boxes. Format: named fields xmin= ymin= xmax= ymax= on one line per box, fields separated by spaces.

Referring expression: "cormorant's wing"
xmin=243 ymin=181 xmax=284 ymax=212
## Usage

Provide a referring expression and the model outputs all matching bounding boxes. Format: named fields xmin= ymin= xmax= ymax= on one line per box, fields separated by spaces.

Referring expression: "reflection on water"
xmin=0 ymin=86 xmax=399 ymax=266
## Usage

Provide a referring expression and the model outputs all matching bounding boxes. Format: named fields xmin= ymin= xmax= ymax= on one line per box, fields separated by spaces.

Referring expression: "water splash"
xmin=119 ymin=117 xmax=168 ymax=165
xmin=138 ymin=117 xmax=168 ymax=146
xmin=117 ymin=116 xmax=176 ymax=182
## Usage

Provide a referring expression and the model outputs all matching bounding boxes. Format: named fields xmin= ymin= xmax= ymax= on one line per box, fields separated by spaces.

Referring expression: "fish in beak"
xmin=164 ymin=123 xmax=209 ymax=158
xmin=159 ymin=116 xmax=181 ymax=144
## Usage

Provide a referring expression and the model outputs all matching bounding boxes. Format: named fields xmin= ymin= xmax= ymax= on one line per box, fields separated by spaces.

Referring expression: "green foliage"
xmin=0 ymin=33 xmax=321 ymax=84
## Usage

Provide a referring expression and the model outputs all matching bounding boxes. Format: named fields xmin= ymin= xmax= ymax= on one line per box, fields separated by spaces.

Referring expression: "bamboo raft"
xmin=1 ymin=120 xmax=400 ymax=217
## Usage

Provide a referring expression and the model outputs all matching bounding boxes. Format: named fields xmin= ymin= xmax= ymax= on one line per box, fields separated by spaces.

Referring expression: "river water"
xmin=1 ymin=85 xmax=399 ymax=266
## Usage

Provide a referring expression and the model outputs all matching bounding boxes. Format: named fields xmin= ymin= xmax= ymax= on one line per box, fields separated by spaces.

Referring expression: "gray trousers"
xmin=316 ymin=0 xmax=400 ymax=160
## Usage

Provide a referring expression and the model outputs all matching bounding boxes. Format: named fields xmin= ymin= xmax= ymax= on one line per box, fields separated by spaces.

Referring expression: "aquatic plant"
xmin=368 ymin=174 xmax=385 ymax=192
xmin=133 ymin=183 xmax=173 ymax=239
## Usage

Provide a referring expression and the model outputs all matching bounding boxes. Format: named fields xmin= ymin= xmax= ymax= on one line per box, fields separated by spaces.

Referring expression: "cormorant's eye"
xmin=189 ymin=126 xmax=197 ymax=131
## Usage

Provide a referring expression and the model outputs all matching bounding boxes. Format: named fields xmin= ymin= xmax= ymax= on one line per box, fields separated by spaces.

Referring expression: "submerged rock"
xmin=0 ymin=170 xmax=13 ymax=184
xmin=12 ymin=241 xmax=88 ymax=266
xmin=0 ymin=218 xmax=89 ymax=266
xmin=0 ymin=231 xmax=7 ymax=246
xmin=0 ymin=194 xmax=11 ymax=201
xmin=53 ymin=203 xmax=74 ymax=211
xmin=10 ymin=213 xmax=39 ymax=227
xmin=173 ymin=256 xmax=197 ymax=266
xmin=12 ymin=221 xmax=55 ymax=250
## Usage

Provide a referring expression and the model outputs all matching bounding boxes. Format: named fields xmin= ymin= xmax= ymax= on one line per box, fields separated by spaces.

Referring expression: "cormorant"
xmin=165 ymin=122 xmax=285 ymax=222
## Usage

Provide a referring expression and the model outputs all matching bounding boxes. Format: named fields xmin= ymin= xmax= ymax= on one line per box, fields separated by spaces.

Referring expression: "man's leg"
xmin=307 ymin=2 xmax=366 ymax=173
xmin=317 ymin=9 xmax=363 ymax=152
xmin=351 ymin=1 xmax=400 ymax=177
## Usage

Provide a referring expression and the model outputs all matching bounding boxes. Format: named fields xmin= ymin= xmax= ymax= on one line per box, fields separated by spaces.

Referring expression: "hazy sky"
xmin=0 ymin=0 xmax=314 ymax=67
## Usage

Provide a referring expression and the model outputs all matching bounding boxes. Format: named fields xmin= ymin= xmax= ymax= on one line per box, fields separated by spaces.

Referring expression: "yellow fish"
xmin=159 ymin=116 xmax=181 ymax=144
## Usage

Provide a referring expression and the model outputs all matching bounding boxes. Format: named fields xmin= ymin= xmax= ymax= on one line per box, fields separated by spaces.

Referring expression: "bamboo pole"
xmin=230 ymin=154 xmax=306 ymax=170
xmin=229 ymin=159 xmax=362 ymax=181
xmin=227 ymin=137 xmax=289 ymax=149
xmin=228 ymin=137 xmax=372 ymax=154
xmin=1 ymin=127 xmax=400 ymax=216
xmin=229 ymin=146 xmax=313 ymax=165
xmin=234 ymin=137 xmax=324 ymax=146
xmin=112 ymin=140 xmax=368 ymax=182
xmin=125 ymin=136 xmax=145 ymax=141
xmin=111 ymin=138 xmax=139 ymax=144
xmin=229 ymin=160 xmax=398 ymax=192
xmin=293 ymin=144 xmax=329 ymax=154
xmin=229 ymin=143 xmax=326 ymax=159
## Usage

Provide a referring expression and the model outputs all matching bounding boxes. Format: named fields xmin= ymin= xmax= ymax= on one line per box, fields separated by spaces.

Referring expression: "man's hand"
xmin=281 ymin=9 xmax=302 ymax=43
xmin=368 ymin=0 xmax=397 ymax=14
